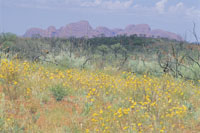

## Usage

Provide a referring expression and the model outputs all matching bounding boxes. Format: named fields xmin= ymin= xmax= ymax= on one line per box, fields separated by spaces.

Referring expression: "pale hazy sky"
xmin=0 ymin=0 xmax=200 ymax=41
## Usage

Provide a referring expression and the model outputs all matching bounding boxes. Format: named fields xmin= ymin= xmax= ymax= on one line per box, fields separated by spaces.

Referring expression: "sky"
xmin=0 ymin=0 xmax=200 ymax=41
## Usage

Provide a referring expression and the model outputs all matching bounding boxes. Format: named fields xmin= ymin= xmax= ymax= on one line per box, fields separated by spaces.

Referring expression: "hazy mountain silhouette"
xmin=24 ymin=20 xmax=182 ymax=41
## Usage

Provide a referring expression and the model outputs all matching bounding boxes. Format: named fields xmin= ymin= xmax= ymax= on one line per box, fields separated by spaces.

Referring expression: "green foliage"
xmin=0 ymin=33 xmax=17 ymax=42
xmin=0 ymin=33 xmax=17 ymax=51
xmin=50 ymin=85 xmax=69 ymax=101
xmin=111 ymin=43 xmax=122 ymax=50
xmin=97 ymin=44 xmax=109 ymax=56
xmin=2 ymin=41 xmax=14 ymax=49
xmin=111 ymin=43 xmax=123 ymax=58
xmin=82 ymin=102 xmax=93 ymax=116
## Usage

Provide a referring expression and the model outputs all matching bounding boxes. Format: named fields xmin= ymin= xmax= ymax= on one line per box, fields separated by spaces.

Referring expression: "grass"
xmin=0 ymin=59 xmax=200 ymax=132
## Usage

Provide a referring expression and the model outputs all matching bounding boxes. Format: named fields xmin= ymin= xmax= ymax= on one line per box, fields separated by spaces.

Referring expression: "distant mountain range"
xmin=24 ymin=20 xmax=182 ymax=41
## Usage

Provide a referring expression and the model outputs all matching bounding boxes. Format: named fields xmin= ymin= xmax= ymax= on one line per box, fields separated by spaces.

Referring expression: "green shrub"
xmin=50 ymin=85 xmax=68 ymax=101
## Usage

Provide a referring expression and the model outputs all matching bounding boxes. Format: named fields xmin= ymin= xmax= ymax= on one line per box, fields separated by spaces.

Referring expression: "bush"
xmin=50 ymin=85 xmax=68 ymax=101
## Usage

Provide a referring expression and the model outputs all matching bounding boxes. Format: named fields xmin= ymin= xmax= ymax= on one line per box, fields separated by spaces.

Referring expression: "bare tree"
xmin=192 ymin=22 xmax=199 ymax=45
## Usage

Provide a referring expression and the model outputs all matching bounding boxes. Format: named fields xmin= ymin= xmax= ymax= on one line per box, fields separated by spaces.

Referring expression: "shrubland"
xmin=0 ymin=33 xmax=200 ymax=132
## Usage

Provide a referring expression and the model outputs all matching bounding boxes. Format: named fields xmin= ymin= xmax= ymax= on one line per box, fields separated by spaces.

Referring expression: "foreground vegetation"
xmin=0 ymin=58 xmax=200 ymax=132
xmin=0 ymin=33 xmax=200 ymax=132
